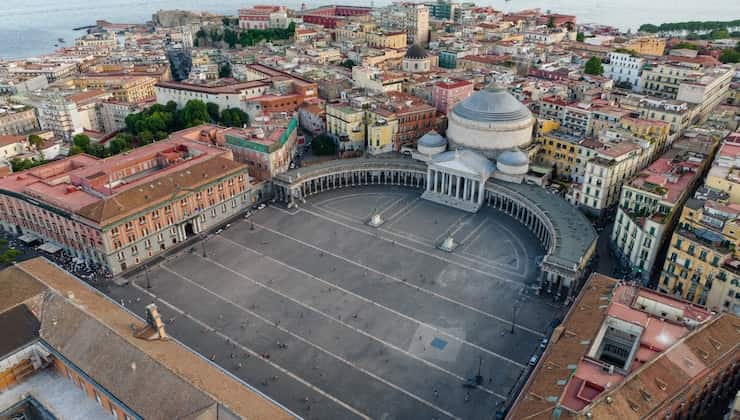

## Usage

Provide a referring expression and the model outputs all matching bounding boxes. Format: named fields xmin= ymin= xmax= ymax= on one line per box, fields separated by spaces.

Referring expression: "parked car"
xmin=528 ymin=355 xmax=538 ymax=366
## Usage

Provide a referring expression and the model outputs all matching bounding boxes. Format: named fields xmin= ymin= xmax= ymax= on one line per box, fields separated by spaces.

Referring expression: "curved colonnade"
xmin=273 ymin=158 xmax=597 ymax=303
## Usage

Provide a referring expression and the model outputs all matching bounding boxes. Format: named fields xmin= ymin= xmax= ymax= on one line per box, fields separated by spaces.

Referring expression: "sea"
xmin=1 ymin=0 xmax=738 ymax=59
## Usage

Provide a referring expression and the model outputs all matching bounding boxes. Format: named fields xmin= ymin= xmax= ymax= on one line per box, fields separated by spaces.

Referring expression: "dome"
xmin=405 ymin=44 xmax=428 ymax=59
xmin=497 ymin=149 xmax=529 ymax=167
xmin=451 ymin=85 xmax=532 ymax=123
xmin=418 ymin=131 xmax=446 ymax=148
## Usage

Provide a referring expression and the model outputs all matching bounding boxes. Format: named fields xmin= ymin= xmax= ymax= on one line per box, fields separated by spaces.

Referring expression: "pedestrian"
xmin=433 ymin=389 xmax=439 ymax=399
xmin=465 ymin=392 xmax=470 ymax=402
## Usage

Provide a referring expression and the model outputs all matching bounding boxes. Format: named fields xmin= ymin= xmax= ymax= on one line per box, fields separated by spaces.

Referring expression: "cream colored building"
xmin=623 ymin=36 xmax=666 ymax=56
xmin=326 ymin=103 xmax=366 ymax=152
xmin=367 ymin=116 xmax=398 ymax=155
xmin=0 ymin=107 xmax=39 ymax=136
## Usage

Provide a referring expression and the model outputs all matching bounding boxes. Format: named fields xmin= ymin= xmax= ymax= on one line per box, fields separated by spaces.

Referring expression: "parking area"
xmin=105 ymin=186 xmax=563 ymax=420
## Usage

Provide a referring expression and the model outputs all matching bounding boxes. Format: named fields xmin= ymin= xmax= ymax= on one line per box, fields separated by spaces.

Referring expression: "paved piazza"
xmin=105 ymin=186 xmax=565 ymax=420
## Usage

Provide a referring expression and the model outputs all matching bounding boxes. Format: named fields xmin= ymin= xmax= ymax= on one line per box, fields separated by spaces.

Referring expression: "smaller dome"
xmin=405 ymin=44 xmax=428 ymax=59
xmin=418 ymin=131 xmax=447 ymax=148
xmin=497 ymin=149 xmax=529 ymax=167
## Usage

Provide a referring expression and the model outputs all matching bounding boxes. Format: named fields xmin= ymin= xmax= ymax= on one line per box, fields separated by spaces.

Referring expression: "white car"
xmin=528 ymin=355 xmax=538 ymax=366
xmin=257 ymin=203 xmax=266 ymax=210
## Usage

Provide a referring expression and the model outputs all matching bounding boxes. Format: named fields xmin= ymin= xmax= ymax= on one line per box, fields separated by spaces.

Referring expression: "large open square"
xmin=105 ymin=186 xmax=564 ymax=419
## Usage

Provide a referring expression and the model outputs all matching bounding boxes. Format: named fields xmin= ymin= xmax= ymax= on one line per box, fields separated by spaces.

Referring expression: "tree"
xmin=180 ymin=100 xmax=210 ymax=128
xmin=340 ymin=59 xmax=355 ymax=68
xmin=673 ymin=42 xmax=700 ymax=51
xmin=576 ymin=32 xmax=585 ymax=42
xmin=584 ymin=56 xmax=604 ymax=75
xmin=312 ymin=134 xmax=337 ymax=156
xmin=547 ymin=16 xmax=556 ymax=29
xmin=139 ymin=130 xmax=154 ymax=145
xmin=27 ymin=134 xmax=44 ymax=151
xmin=206 ymin=102 xmax=220 ymax=122
xmin=73 ymin=134 xmax=91 ymax=150
xmin=220 ymin=108 xmax=249 ymax=127
xmin=719 ymin=48 xmax=740 ymax=64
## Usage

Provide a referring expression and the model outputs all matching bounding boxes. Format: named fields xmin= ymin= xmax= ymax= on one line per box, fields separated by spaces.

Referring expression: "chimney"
xmin=134 ymin=303 xmax=168 ymax=341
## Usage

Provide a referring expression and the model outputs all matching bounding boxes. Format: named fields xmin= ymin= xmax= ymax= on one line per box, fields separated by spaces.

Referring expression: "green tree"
xmin=139 ymin=130 xmax=154 ymax=145
xmin=584 ymin=56 xmax=604 ymax=75
xmin=73 ymin=134 xmax=91 ymax=150
xmin=108 ymin=136 xmax=131 ymax=155
xmin=576 ymin=32 xmax=585 ymax=42
xmin=312 ymin=134 xmax=337 ymax=156
xmin=206 ymin=102 xmax=220 ymax=122
xmin=673 ymin=42 xmax=700 ymax=50
xmin=220 ymin=108 xmax=249 ymax=127
xmin=27 ymin=134 xmax=44 ymax=150
xmin=180 ymin=100 xmax=210 ymax=127
xmin=340 ymin=59 xmax=355 ymax=68
xmin=547 ymin=16 xmax=556 ymax=29
xmin=719 ymin=48 xmax=740 ymax=64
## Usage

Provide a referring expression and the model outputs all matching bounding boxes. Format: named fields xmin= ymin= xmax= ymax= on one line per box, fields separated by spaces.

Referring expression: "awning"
xmin=18 ymin=234 xmax=37 ymax=244
xmin=38 ymin=242 xmax=62 ymax=254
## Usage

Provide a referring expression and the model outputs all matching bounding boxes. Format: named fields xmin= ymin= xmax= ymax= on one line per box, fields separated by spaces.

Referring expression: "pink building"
xmin=431 ymin=80 xmax=474 ymax=115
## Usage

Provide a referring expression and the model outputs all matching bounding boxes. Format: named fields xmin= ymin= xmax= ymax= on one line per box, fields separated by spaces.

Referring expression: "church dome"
xmin=446 ymin=84 xmax=535 ymax=158
xmin=405 ymin=44 xmax=428 ymax=59
xmin=496 ymin=148 xmax=529 ymax=176
xmin=451 ymin=86 xmax=532 ymax=123
xmin=418 ymin=131 xmax=447 ymax=156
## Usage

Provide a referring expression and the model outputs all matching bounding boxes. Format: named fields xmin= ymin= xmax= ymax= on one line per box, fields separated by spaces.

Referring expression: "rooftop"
xmin=508 ymin=273 xmax=729 ymax=420
xmin=452 ymin=85 xmax=533 ymax=123
xmin=3 ymin=258 xmax=294 ymax=420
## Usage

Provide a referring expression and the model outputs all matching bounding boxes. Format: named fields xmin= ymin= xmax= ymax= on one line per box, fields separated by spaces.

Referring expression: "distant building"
xmin=0 ymin=105 xmax=39 ymax=136
xmin=603 ymin=51 xmax=645 ymax=90
xmin=431 ymin=79 xmax=473 ymax=114
xmin=508 ymin=272 xmax=739 ymax=420
xmin=238 ymin=5 xmax=289 ymax=30
xmin=623 ymin=36 xmax=666 ymax=56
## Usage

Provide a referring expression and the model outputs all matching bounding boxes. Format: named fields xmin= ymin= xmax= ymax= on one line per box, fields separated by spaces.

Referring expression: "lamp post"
xmin=145 ymin=264 xmax=151 ymax=289
xmin=510 ymin=304 xmax=519 ymax=334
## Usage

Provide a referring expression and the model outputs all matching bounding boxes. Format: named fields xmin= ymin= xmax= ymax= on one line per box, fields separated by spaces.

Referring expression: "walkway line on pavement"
xmin=158 ymin=264 xmax=461 ymax=420
xmin=253 ymin=221 xmax=545 ymax=338
xmin=300 ymin=204 xmax=527 ymax=280
xmin=131 ymin=281 xmax=366 ymax=419
xmin=218 ymin=234 xmax=526 ymax=372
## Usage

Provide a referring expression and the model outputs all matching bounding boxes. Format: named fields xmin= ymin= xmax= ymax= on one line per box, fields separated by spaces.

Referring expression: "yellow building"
xmin=326 ymin=103 xmax=366 ymax=153
xmin=623 ymin=36 xmax=666 ymax=56
xmin=620 ymin=116 xmax=671 ymax=151
xmin=538 ymin=129 xmax=582 ymax=179
xmin=366 ymin=109 xmax=397 ymax=155
xmin=72 ymin=76 xmax=157 ymax=103
xmin=660 ymin=140 xmax=740 ymax=313
xmin=660 ymin=201 xmax=740 ymax=313
xmin=366 ymin=31 xmax=407 ymax=49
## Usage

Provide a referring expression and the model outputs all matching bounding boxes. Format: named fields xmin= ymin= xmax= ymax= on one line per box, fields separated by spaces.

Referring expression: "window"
xmin=139 ymin=216 xmax=146 ymax=225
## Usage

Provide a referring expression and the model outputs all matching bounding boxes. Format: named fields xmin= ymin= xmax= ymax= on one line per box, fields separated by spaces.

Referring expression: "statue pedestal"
xmin=367 ymin=213 xmax=384 ymax=227
xmin=438 ymin=236 xmax=458 ymax=253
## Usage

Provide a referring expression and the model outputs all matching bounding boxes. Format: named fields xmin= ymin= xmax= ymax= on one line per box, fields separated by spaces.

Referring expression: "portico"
xmin=421 ymin=149 xmax=494 ymax=213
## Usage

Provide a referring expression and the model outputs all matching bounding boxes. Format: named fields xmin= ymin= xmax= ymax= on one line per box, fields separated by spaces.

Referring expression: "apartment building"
xmin=640 ymin=62 xmax=703 ymax=99
xmin=326 ymin=102 xmax=366 ymax=153
xmin=660 ymin=136 xmax=740 ymax=313
xmin=621 ymin=94 xmax=693 ymax=137
xmin=509 ymin=272 xmax=739 ymax=420
xmin=71 ymin=76 xmax=157 ymax=103
xmin=676 ymin=64 xmax=734 ymax=123
xmin=0 ymin=105 xmax=39 ymax=136
xmin=431 ymin=79 xmax=473 ymax=114
xmin=38 ymin=94 xmax=84 ymax=141
xmin=623 ymin=36 xmax=666 ymax=56
xmin=0 ymin=128 xmax=254 ymax=274
xmin=603 ymin=51 xmax=645 ymax=90
xmin=611 ymin=136 xmax=718 ymax=280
